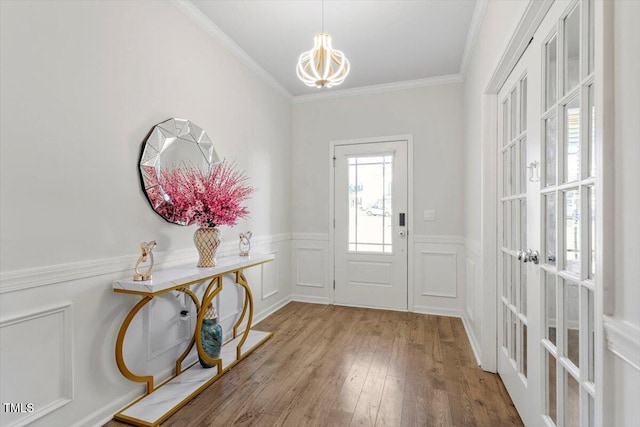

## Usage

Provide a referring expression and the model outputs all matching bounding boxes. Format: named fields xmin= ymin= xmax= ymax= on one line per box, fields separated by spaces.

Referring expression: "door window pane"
xmin=503 ymin=100 xmax=509 ymax=147
xmin=520 ymin=139 xmax=527 ymax=193
xmin=348 ymin=156 xmax=393 ymax=253
xmin=588 ymin=289 xmax=595 ymax=381
xmin=503 ymin=150 xmax=510 ymax=196
xmin=588 ymin=0 xmax=595 ymax=75
xmin=546 ymin=271 xmax=557 ymax=347
xmin=522 ymin=323 xmax=528 ymax=378
xmin=588 ymin=186 xmax=596 ymax=279
xmin=511 ymin=199 xmax=517 ymax=249
xmin=521 ymin=77 xmax=528 ymax=131
xmin=565 ymin=6 xmax=581 ymax=93
xmin=565 ymin=189 xmax=580 ymax=275
xmin=512 ymin=256 xmax=518 ymax=306
xmin=521 ymin=262 xmax=528 ymax=316
xmin=511 ymin=147 xmax=517 ymax=196
xmin=511 ymin=89 xmax=518 ymax=139
xmin=546 ymin=193 xmax=557 ymax=265
xmin=566 ymin=371 xmax=580 ymax=427
xmin=511 ymin=311 xmax=517 ymax=361
xmin=503 ymin=253 xmax=510 ymax=299
xmin=546 ymin=114 xmax=558 ymax=187
xmin=503 ymin=304 xmax=509 ymax=349
xmin=588 ymin=85 xmax=595 ymax=177
xmin=503 ymin=202 xmax=509 ymax=247
xmin=564 ymin=280 xmax=580 ymax=368
xmin=547 ymin=351 xmax=558 ymax=424
xmin=546 ymin=35 xmax=558 ymax=109
xmin=565 ymin=97 xmax=581 ymax=183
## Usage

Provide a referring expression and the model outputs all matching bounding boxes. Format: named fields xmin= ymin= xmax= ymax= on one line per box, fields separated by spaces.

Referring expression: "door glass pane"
xmin=503 ymin=100 xmax=509 ymax=147
xmin=588 ymin=186 xmax=596 ymax=279
xmin=547 ymin=351 xmax=558 ymax=424
xmin=565 ymin=189 xmax=580 ymax=275
xmin=522 ymin=323 xmax=528 ymax=377
xmin=521 ymin=77 xmax=528 ymax=131
xmin=511 ymin=199 xmax=517 ymax=249
xmin=546 ymin=193 xmax=557 ymax=265
xmin=521 ymin=263 xmax=528 ymax=316
xmin=520 ymin=198 xmax=527 ymax=252
xmin=588 ymin=289 xmax=595 ymax=381
xmin=348 ymin=156 xmax=392 ymax=253
xmin=511 ymin=89 xmax=518 ymax=139
xmin=588 ymin=85 xmax=595 ymax=177
xmin=546 ymin=271 xmax=557 ymax=347
xmin=546 ymin=35 xmax=558 ymax=109
xmin=520 ymin=139 xmax=527 ymax=193
xmin=503 ymin=304 xmax=509 ymax=349
xmin=511 ymin=147 xmax=517 ymax=196
xmin=588 ymin=0 xmax=595 ymax=75
xmin=566 ymin=371 xmax=580 ymax=427
xmin=588 ymin=393 xmax=595 ymax=427
xmin=565 ymin=280 xmax=580 ymax=368
xmin=512 ymin=256 xmax=518 ymax=306
xmin=565 ymin=6 xmax=581 ymax=93
xmin=503 ymin=202 xmax=509 ymax=247
xmin=503 ymin=150 xmax=510 ymax=196
xmin=545 ymin=114 xmax=558 ymax=187
xmin=503 ymin=253 xmax=509 ymax=299
xmin=565 ymin=97 xmax=581 ymax=183
xmin=511 ymin=311 xmax=517 ymax=361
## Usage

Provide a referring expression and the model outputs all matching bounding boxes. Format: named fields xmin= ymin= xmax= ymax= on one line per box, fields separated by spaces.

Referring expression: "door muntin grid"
xmin=499 ymin=70 xmax=529 ymax=383
xmin=540 ymin=1 xmax=597 ymax=426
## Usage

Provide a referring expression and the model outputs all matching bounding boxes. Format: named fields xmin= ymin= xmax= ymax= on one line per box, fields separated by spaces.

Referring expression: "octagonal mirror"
xmin=139 ymin=118 xmax=220 ymax=225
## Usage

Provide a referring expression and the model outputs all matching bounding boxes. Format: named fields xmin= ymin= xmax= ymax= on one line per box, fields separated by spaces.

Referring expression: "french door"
xmin=498 ymin=1 xmax=599 ymax=426
xmin=333 ymin=140 xmax=408 ymax=310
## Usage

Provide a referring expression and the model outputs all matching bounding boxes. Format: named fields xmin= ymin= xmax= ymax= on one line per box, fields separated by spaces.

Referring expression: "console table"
xmin=112 ymin=254 xmax=274 ymax=427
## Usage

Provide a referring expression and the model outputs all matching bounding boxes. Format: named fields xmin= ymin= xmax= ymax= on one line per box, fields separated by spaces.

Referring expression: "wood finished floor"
xmin=106 ymin=302 xmax=523 ymax=427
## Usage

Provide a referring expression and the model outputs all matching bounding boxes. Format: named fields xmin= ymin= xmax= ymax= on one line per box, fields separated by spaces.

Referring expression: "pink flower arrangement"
xmin=145 ymin=161 xmax=254 ymax=227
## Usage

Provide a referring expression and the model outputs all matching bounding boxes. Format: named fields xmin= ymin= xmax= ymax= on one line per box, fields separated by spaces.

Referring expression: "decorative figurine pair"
xmin=239 ymin=231 xmax=252 ymax=256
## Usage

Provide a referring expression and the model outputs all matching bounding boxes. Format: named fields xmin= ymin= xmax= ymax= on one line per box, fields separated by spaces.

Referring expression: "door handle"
xmin=522 ymin=249 xmax=539 ymax=264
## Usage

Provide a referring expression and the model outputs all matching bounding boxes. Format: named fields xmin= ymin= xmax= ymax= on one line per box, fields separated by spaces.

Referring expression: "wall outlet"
xmin=423 ymin=210 xmax=436 ymax=221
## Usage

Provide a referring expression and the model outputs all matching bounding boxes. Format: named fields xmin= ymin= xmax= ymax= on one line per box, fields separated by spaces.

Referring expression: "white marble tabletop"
xmin=113 ymin=253 xmax=274 ymax=294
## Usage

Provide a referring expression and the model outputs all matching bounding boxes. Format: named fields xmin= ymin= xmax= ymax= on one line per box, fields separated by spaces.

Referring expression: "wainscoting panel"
xmin=466 ymin=258 xmax=476 ymax=322
xmin=412 ymin=238 xmax=465 ymax=314
xmin=290 ymin=234 xmax=331 ymax=303
xmin=261 ymin=250 xmax=279 ymax=300
xmin=419 ymin=251 xmax=458 ymax=298
xmin=0 ymin=304 xmax=74 ymax=427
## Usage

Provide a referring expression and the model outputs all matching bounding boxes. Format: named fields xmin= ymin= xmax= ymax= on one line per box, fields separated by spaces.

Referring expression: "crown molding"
xmin=169 ymin=0 xmax=293 ymax=101
xmin=291 ymin=74 xmax=463 ymax=104
xmin=459 ymin=0 xmax=488 ymax=78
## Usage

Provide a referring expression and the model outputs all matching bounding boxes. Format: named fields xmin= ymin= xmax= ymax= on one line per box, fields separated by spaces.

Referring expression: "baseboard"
xmin=334 ymin=301 xmax=408 ymax=312
xmin=461 ymin=314 xmax=482 ymax=366
xmin=290 ymin=294 xmax=331 ymax=305
xmin=412 ymin=305 xmax=463 ymax=318
xmin=253 ymin=295 xmax=293 ymax=326
xmin=604 ymin=316 xmax=640 ymax=371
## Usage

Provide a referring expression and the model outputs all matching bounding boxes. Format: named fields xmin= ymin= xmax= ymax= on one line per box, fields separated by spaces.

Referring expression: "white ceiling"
xmin=187 ymin=0 xmax=480 ymax=98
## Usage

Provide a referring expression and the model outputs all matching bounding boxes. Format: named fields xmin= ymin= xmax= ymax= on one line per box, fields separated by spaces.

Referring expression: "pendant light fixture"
xmin=296 ymin=0 xmax=350 ymax=88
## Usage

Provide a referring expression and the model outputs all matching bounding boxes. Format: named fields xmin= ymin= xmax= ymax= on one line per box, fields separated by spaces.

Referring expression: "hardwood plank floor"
xmin=105 ymin=302 xmax=523 ymax=427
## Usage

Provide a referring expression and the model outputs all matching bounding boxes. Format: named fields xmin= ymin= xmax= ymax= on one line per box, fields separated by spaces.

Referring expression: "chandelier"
xmin=296 ymin=1 xmax=350 ymax=88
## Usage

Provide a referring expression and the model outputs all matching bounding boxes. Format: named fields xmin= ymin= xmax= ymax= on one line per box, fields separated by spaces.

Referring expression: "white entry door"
xmin=498 ymin=1 xmax=600 ymax=426
xmin=333 ymin=140 xmax=408 ymax=310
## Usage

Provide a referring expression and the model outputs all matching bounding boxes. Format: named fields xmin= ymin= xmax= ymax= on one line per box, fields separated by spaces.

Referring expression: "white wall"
xmin=0 ymin=1 xmax=291 ymax=426
xmin=291 ymin=84 xmax=467 ymax=319
xmin=610 ymin=0 xmax=640 ymax=425
xmin=461 ymin=0 xmax=528 ymax=368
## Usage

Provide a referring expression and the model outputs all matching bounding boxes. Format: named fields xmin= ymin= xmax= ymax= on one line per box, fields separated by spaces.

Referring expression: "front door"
xmin=333 ymin=140 xmax=408 ymax=310
xmin=498 ymin=1 xmax=600 ymax=426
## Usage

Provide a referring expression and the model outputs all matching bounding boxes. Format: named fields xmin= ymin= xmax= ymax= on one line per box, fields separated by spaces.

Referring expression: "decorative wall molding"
xmin=604 ymin=316 xmax=640 ymax=371
xmin=261 ymin=250 xmax=279 ymax=300
xmin=168 ymin=0 xmax=292 ymax=101
xmin=459 ymin=0 xmax=488 ymax=77
xmin=465 ymin=258 xmax=476 ymax=321
xmin=0 ymin=233 xmax=291 ymax=294
xmin=0 ymin=304 xmax=74 ymax=426
xmin=291 ymin=232 xmax=330 ymax=241
xmin=294 ymin=247 xmax=326 ymax=288
xmin=413 ymin=234 xmax=465 ymax=245
xmin=418 ymin=251 xmax=458 ymax=298
xmin=465 ymin=239 xmax=482 ymax=257
xmin=292 ymin=74 xmax=463 ymax=104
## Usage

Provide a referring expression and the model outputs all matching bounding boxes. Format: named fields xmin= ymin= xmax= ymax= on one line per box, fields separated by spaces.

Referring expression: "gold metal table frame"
xmin=112 ymin=255 xmax=274 ymax=427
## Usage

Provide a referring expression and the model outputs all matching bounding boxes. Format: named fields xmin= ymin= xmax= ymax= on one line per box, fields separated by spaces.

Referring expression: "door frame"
xmin=482 ymin=0 xmax=614 ymax=426
xmin=329 ymin=135 xmax=414 ymax=310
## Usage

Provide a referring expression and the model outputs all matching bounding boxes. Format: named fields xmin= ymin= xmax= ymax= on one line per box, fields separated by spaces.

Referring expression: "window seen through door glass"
xmin=348 ymin=156 xmax=393 ymax=253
